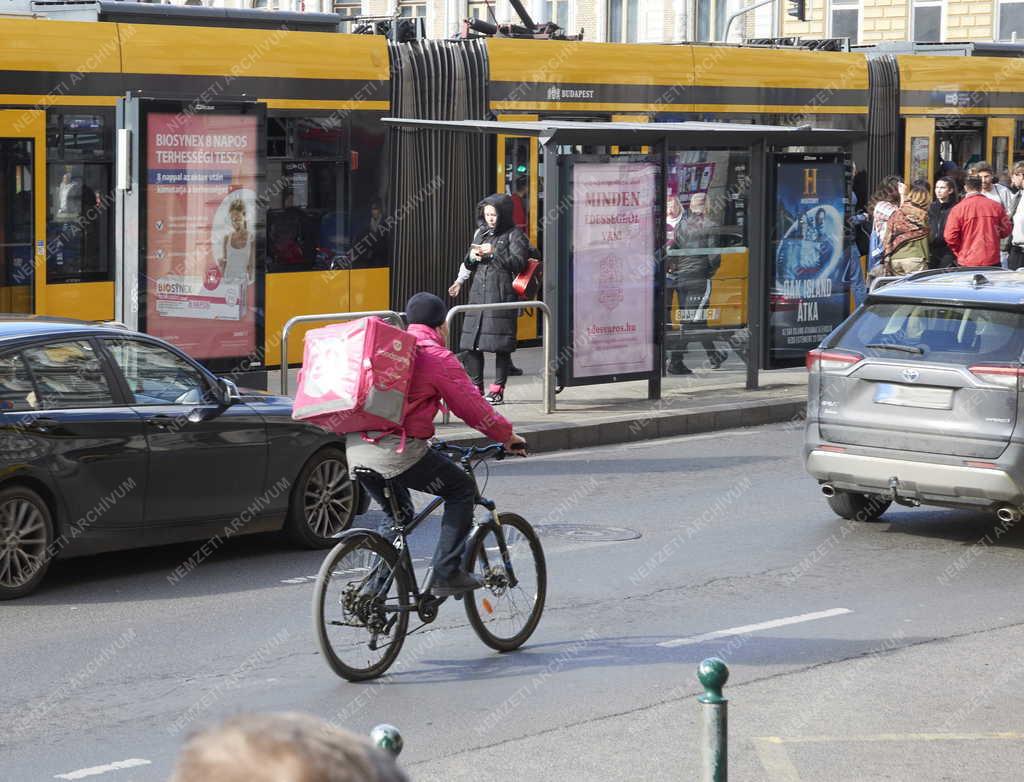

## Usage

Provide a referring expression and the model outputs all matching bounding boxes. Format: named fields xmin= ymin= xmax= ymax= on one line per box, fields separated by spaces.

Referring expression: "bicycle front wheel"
xmin=464 ymin=512 xmax=546 ymax=652
xmin=313 ymin=533 xmax=411 ymax=681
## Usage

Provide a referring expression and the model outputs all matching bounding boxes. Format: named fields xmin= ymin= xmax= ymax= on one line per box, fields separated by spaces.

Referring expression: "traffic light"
xmin=787 ymin=0 xmax=806 ymax=21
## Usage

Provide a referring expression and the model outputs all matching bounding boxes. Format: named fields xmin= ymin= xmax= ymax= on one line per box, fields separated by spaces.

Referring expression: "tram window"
xmin=295 ymin=118 xmax=344 ymax=159
xmin=265 ymin=161 xmax=346 ymax=272
xmin=45 ymin=110 xmax=114 ymax=284
xmin=267 ymin=117 xmax=289 ymax=158
xmin=61 ymin=115 xmax=109 ymax=161
xmin=46 ymin=164 xmax=112 ymax=283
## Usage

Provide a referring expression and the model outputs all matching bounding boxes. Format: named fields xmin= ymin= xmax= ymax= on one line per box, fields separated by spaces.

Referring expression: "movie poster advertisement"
xmin=770 ymin=159 xmax=850 ymax=365
xmin=145 ymin=112 xmax=259 ymax=361
xmin=571 ymin=162 xmax=656 ymax=380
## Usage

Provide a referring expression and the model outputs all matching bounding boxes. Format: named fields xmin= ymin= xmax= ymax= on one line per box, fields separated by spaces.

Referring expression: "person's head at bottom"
xmin=167 ymin=712 xmax=407 ymax=782
xmin=405 ymin=291 xmax=448 ymax=340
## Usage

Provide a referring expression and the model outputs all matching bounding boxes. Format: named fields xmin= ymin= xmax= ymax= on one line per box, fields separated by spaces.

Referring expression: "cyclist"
xmin=346 ymin=292 xmax=527 ymax=597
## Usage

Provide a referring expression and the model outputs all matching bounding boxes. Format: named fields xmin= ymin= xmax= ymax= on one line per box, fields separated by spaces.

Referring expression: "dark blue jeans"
xmin=356 ymin=448 xmax=477 ymax=581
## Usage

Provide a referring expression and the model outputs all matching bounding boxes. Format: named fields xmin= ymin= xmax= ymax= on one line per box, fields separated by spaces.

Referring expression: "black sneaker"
xmin=667 ymin=360 xmax=693 ymax=375
xmin=431 ymin=571 xmax=484 ymax=597
xmin=508 ymin=365 xmax=524 ymax=376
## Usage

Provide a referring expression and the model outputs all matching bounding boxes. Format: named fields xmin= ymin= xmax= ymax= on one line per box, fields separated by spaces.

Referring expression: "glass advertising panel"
xmin=570 ymin=160 xmax=656 ymax=380
xmin=144 ymin=110 xmax=261 ymax=362
xmin=664 ymin=149 xmax=749 ymax=375
xmin=769 ymin=155 xmax=851 ymax=366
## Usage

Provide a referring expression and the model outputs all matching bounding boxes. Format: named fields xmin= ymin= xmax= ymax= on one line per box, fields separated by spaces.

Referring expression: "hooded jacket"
xmin=460 ymin=194 xmax=530 ymax=354
xmin=401 ymin=323 xmax=513 ymax=443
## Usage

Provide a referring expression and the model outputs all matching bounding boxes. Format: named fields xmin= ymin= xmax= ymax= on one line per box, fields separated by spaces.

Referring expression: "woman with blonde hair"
xmin=883 ymin=183 xmax=932 ymax=275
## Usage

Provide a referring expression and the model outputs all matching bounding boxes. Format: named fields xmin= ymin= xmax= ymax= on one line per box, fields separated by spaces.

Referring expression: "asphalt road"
xmin=4 ymin=422 xmax=1024 ymax=781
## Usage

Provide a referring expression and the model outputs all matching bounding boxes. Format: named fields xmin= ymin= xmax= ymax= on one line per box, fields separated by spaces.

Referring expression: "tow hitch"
xmin=887 ymin=476 xmax=920 ymax=508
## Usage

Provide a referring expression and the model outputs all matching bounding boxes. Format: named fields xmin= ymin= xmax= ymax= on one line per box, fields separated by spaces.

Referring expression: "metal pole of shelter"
xmin=746 ymin=139 xmax=767 ymax=391
xmin=542 ymin=136 xmax=560 ymax=401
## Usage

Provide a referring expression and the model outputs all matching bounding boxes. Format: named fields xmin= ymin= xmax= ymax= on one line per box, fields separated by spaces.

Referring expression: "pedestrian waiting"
xmin=928 ymin=176 xmax=960 ymax=269
xmin=944 ymin=175 xmax=1012 ymax=269
xmin=167 ymin=712 xmax=407 ymax=782
xmin=882 ymin=183 xmax=932 ymax=276
xmin=866 ymin=175 xmax=902 ymax=277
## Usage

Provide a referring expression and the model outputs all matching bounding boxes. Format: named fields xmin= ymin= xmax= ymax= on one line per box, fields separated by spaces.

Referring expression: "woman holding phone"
xmin=448 ymin=194 xmax=529 ymax=404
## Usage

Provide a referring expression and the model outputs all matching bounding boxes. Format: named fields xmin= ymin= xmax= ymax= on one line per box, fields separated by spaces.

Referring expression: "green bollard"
xmin=698 ymin=657 xmax=729 ymax=782
xmin=370 ymin=723 xmax=403 ymax=758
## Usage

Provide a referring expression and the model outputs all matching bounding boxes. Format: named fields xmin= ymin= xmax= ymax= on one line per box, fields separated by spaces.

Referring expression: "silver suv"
xmin=805 ymin=268 xmax=1024 ymax=525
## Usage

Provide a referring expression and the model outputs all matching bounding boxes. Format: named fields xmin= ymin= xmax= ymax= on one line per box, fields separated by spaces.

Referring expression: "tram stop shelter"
xmin=384 ymin=117 xmax=860 ymax=405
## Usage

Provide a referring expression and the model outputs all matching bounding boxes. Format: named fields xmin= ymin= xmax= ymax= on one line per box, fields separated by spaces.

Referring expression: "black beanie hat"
xmin=405 ymin=292 xmax=447 ymax=328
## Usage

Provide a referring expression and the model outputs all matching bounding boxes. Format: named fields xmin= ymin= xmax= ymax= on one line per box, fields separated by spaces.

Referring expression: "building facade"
xmin=172 ymin=0 xmax=1023 ymax=43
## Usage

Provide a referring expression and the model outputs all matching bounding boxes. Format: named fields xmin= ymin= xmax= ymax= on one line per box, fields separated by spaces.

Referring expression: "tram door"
xmin=935 ymin=117 xmax=985 ymax=174
xmin=987 ymin=118 xmax=1015 ymax=178
xmin=496 ymin=116 xmax=539 ymax=342
xmin=0 ymin=111 xmax=44 ymax=314
xmin=904 ymin=118 xmax=935 ymax=184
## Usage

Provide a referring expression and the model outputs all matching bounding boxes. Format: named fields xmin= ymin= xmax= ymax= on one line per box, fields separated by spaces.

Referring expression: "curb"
xmin=442 ymin=395 xmax=808 ymax=453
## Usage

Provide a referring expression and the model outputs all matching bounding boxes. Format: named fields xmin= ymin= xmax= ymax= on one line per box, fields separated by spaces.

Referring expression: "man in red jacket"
xmin=944 ymin=175 xmax=1013 ymax=267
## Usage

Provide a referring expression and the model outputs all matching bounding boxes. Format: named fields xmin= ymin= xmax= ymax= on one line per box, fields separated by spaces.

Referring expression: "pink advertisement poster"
xmin=146 ymin=112 xmax=258 ymax=361
xmin=572 ymin=162 xmax=656 ymax=378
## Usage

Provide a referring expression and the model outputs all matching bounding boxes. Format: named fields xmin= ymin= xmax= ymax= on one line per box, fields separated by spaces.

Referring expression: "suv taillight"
xmin=806 ymin=349 xmax=863 ymax=373
xmin=968 ymin=364 xmax=1024 ymax=389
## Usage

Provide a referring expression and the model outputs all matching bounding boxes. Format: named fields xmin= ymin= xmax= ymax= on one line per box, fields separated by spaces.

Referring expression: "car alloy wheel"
xmin=304 ymin=457 xmax=355 ymax=539
xmin=0 ymin=497 xmax=48 ymax=591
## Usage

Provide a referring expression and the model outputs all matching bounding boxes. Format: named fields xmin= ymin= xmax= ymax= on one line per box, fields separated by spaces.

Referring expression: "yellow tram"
xmin=4 ymin=10 xmax=1024 ymax=370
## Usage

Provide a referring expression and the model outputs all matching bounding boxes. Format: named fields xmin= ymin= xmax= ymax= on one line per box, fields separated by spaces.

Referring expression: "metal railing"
xmin=442 ymin=300 xmax=554 ymax=423
xmin=279 ymin=310 xmax=405 ymax=395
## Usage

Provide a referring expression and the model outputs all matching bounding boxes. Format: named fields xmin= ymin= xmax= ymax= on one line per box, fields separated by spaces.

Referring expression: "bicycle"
xmin=312 ymin=441 xmax=546 ymax=681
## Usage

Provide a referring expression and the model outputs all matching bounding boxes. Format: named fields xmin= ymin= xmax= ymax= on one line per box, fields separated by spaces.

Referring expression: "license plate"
xmin=873 ymin=383 xmax=953 ymax=410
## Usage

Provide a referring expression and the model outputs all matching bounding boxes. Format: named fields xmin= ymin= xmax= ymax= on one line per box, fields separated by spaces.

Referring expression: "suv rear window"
xmin=830 ymin=302 xmax=1024 ymax=364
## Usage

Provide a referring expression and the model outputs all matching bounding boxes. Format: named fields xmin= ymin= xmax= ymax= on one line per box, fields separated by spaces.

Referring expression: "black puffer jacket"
xmin=459 ymin=194 xmax=530 ymax=353
xmin=669 ymin=212 xmax=720 ymax=284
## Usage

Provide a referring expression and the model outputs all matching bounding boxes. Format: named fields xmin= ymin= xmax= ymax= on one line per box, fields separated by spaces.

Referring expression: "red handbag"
xmin=513 ymin=259 xmax=541 ymax=300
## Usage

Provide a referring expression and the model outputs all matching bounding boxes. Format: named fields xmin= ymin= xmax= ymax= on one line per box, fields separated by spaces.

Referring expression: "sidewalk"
xmin=269 ymin=344 xmax=809 ymax=453
xmin=406 ymin=621 xmax=1024 ymax=781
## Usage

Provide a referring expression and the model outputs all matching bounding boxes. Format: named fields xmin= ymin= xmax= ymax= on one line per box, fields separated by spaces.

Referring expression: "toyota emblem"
xmin=902 ymin=368 xmax=920 ymax=383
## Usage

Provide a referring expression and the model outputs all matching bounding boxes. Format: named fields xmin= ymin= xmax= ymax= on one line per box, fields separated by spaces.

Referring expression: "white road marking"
xmin=753 ymin=737 xmax=802 ymax=782
xmin=657 ymin=608 xmax=852 ymax=648
xmin=55 ymin=759 xmax=152 ymax=780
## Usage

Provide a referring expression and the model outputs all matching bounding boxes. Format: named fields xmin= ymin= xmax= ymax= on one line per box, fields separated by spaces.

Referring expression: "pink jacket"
xmin=400 ymin=323 xmax=513 ymax=443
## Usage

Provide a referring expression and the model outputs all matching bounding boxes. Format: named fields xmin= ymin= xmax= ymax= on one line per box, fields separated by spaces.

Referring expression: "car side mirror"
xmin=219 ymin=377 xmax=242 ymax=405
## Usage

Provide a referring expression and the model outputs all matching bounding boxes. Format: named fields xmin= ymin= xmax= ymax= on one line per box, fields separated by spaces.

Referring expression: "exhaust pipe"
xmin=821 ymin=484 xmax=836 ymax=498
xmin=996 ymin=506 xmax=1020 ymax=524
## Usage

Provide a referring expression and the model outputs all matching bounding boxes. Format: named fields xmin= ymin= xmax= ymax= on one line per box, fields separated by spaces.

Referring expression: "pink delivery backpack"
xmin=291 ymin=317 xmax=417 ymax=437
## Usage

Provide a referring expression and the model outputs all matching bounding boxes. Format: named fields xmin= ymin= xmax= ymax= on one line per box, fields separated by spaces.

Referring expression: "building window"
xmin=467 ymin=0 xmax=491 ymax=19
xmin=543 ymin=0 xmax=569 ymax=30
xmin=829 ymin=0 xmax=859 ymax=43
xmin=913 ymin=0 xmax=942 ymax=42
xmin=399 ymin=1 xmax=426 ymax=16
xmin=999 ymin=0 xmax=1024 ymax=41
xmin=608 ymin=0 xmax=638 ymax=41
xmin=334 ymin=0 xmax=360 ymax=30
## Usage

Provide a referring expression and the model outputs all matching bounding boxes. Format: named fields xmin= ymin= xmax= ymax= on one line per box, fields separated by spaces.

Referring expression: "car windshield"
xmin=830 ymin=302 xmax=1024 ymax=364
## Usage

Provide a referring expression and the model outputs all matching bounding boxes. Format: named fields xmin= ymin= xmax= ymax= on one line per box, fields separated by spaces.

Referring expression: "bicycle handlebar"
xmin=431 ymin=440 xmax=526 ymax=460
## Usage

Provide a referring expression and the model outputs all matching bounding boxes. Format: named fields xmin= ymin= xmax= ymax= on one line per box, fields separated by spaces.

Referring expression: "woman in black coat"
xmin=928 ymin=176 xmax=960 ymax=268
xmin=452 ymin=194 xmax=529 ymax=404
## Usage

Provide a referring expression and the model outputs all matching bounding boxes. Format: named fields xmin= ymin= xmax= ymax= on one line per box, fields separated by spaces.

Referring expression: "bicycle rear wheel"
xmin=464 ymin=512 xmax=546 ymax=652
xmin=313 ymin=533 xmax=411 ymax=681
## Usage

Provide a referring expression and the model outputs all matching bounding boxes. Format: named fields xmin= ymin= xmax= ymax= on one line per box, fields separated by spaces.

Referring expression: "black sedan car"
xmin=0 ymin=318 xmax=362 ymax=599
